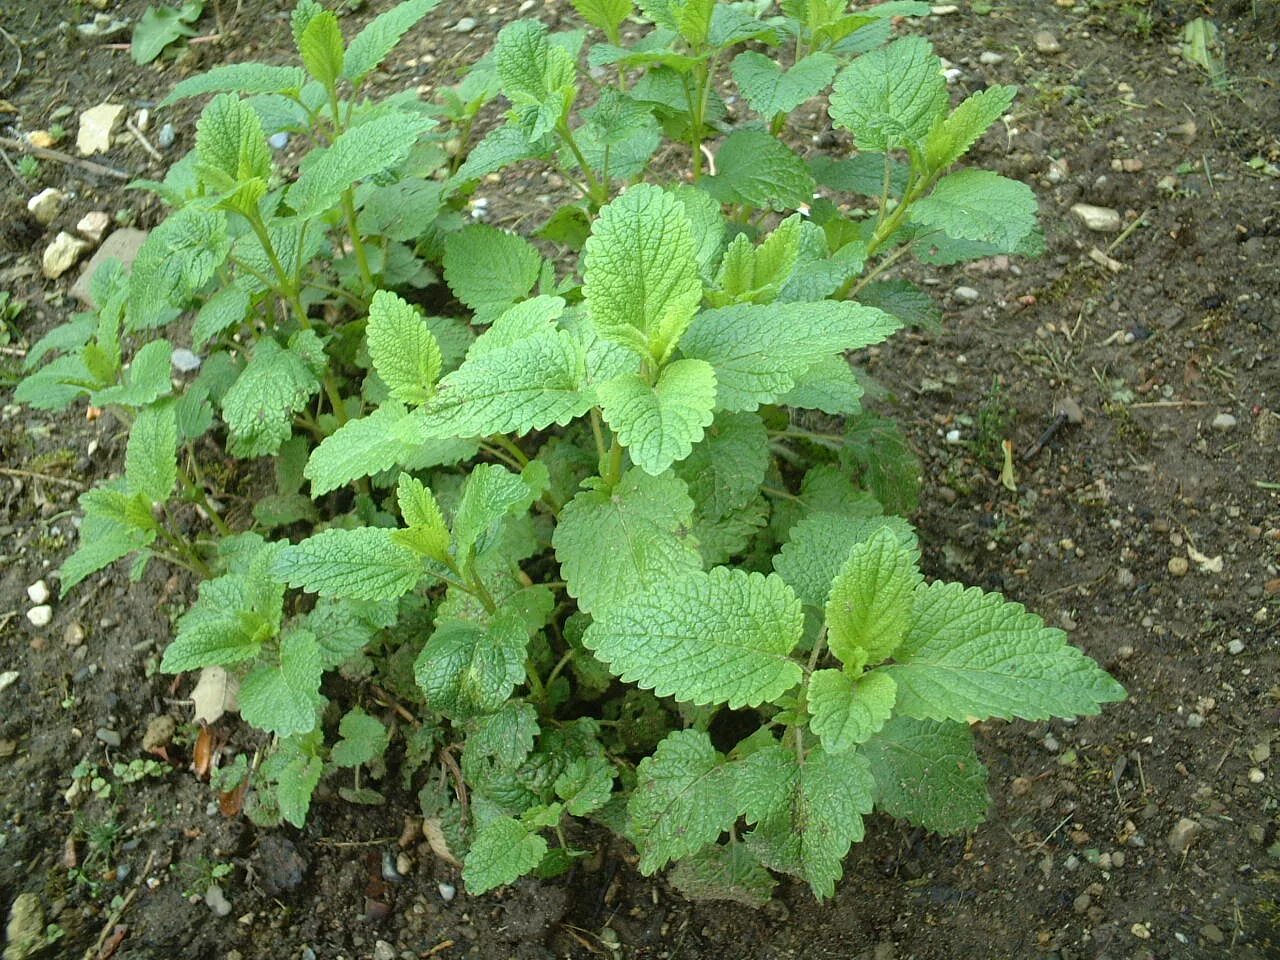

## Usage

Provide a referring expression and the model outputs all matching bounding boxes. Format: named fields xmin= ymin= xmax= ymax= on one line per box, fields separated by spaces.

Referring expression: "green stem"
xmin=556 ymin=119 xmax=608 ymax=208
xmin=464 ymin=554 xmax=497 ymax=614
xmin=525 ymin=660 xmax=547 ymax=702
xmin=590 ymin=408 xmax=608 ymax=468
xmin=181 ymin=456 xmax=232 ymax=537
xmin=490 ymin=435 xmax=529 ymax=468
xmin=544 ymin=648 xmax=575 ymax=692
xmin=341 ymin=188 xmax=376 ymax=292
xmin=603 ymin=435 xmax=624 ymax=489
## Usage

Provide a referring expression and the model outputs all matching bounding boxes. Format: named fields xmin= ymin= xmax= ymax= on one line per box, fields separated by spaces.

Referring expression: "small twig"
xmin=0 ymin=136 xmax=131 ymax=181
xmin=1128 ymin=400 xmax=1211 ymax=408
xmin=1036 ymin=813 xmax=1074 ymax=850
xmin=0 ymin=144 xmax=22 ymax=181
xmin=1106 ymin=207 xmax=1151 ymax=255
xmin=125 ymin=118 xmax=163 ymax=163
xmin=0 ymin=467 xmax=86 ymax=490
xmin=0 ymin=345 xmax=27 ymax=357
xmin=0 ymin=26 xmax=21 ymax=94
xmin=421 ymin=942 xmax=456 ymax=957
xmin=85 ymin=851 xmax=155 ymax=960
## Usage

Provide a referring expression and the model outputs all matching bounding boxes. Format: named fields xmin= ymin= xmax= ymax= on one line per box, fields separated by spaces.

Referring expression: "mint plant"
xmin=18 ymin=0 xmax=1123 ymax=905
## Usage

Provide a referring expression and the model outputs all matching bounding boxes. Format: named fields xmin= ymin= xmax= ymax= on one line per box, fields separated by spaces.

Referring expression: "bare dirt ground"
xmin=1 ymin=1 xmax=1278 ymax=958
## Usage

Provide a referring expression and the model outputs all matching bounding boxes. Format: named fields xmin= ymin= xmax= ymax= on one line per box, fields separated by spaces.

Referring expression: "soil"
xmin=2 ymin=1 xmax=1279 ymax=958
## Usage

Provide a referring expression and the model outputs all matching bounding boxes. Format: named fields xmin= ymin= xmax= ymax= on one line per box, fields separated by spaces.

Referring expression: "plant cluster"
xmin=18 ymin=0 xmax=1124 ymax=902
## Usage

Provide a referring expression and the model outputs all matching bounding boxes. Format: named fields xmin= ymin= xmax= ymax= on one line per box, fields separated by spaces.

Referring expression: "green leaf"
xmin=57 ymin=514 xmax=153 ymax=596
xmin=194 ymin=93 xmax=271 ymax=212
xmin=710 ymin=214 xmax=804 ymax=306
xmin=673 ymin=410 xmax=767 ymax=523
xmin=668 ymin=841 xmax=776 ymax=906
xmin=451 ymin=123 xmax=543 ymax=185
xmin=862 ymin=716 xmax=988 ymax=834
xmin=127 ymin=205 xmax=230 ymax=329
xmin=414 ymin=617 xmax=528 ymax=717
xmin=855 ymin=279 xmax=941 ymax=331
xmin=598 ymin=358 xmax=716 ymax=476
xmin=366 ymin=290 xmax=442 ymax=405
xmin=161 ymin=63 xmax=306 ymax=105
xmin=420 ymin=329 xmax=590 ymax=439
xmin=124 ymin=403 xmax=178 ymax=503
xmin=909 ymin=169 xmax=1039 ymax=251
xmin=679 ymin=301 xmax=900 ymax=412
xmin=778 ymin=354 xmax=864 ymax=415
xmin=192 ymin=284 xmax=251 ymax=348
xmin=703 ymin=129 xmax=815 ymax=212
xmin=305 ymin=405 xmax=437 ymax=495
xmin=462 ymin=816 xmax=548 ymax=894
xmin=299 ymin=11 xmax=344 ymax=87
xmin=131 ymin=1 xmax=201 ymax=65
xmin=273 ymin=527 xmax=424 ymax=600
xmin=825 ymin=527 xmax=923 ymax=670
xmin=469 ymin=701 xmax=540 ymax=768
xmin=829 ymin=36 xmax=948 ymax=151
xmin=453 ymin=463 xmax=545 ymax=558
xmin=584 ymin=568 xmax=803 ymax=708
xmin=274 ymin=751 xmax=323 ymax=828
xmin=91 ymin=339 xmax=173 ymax=408
xmin=748 ymin=746 xmax=875 ymax=899
xmin=731 ymin=51 xmax=837 ymax=118
xmin=291 ymin=0 xmax=323 ymax=47
xmin=668 ymin=183 xmax=726 ymax=277
xmin=330 ymin=707 xmax=389 ymax=767
xmin=773 ymin=511 xmax=916 ymax=609
xmin=343 ymin=0 xmax=439 ymax=81
xmin=239 ymin=629 xmax=325 ymax=737
xmin=468 ymin=296 xmax=565 ymax=359
xmin=627 ymin=729 xmax=744 ymax=873
xmin=494 ymin=19 xmax=577 ymax=140
xmin=881 ymin=580 xmax=1128 ymax=722
xmin=840 ymin=412 xmax=921 ymax=515
xmin=925 ymin=84 xmax=1017 ymax=173
xmin=442 ymin=225 xmax=544 ymax=317
xmin=287 ymin=112 xmax=432 ymax=219
xmin=572 ymin=0 xmax=633 ymax=41
xmin=161 ymin=551 xmax=285 ymax=672
xmin=392 ymin=473 xmax=451 ymax=562
xmin=221 ymin=336 xmax=321 ymax=458
xmin=305 ymin=596 xmax=395 ymax=667
xmin=80 ymin=488 xmax=155 ymax=532
xmin=583 ymin=183 xmax=702 ymax=362
xmin=554 ymin=756 xmax=616 ymax=816
xmin=553 ymin=468 xmax=702 ymax=616
xmin=807 ymin=669 xmax=897 ymax=753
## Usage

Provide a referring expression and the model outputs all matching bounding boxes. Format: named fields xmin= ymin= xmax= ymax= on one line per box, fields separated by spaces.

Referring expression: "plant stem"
xmin=490 ymin=435 xmax=529 ymax=468
xmin=590 ymin=408 xmax=608 ymax=467
xmin=464 ymin=554 xmax=497 ymax=614
xmin=556 ymin=119 xmax=608 ymax=208
xmin=341 ymin=188 xmax=376 ymax=292
xmin=544 ymin=648 xmax=576 ymax=692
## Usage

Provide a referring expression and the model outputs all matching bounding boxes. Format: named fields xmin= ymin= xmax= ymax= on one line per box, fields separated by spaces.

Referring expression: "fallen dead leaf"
xmin=191 ymin=666 xmax=238 ymax=724
xmin=422 ymin=817 xmax=461 ymax=866
xmin=1187 ymin=544 xmax=1223 ymax=573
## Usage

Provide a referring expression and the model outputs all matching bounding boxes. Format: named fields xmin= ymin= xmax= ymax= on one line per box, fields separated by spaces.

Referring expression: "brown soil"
xmin=1 ymin=1 xmax=1278 ymax=959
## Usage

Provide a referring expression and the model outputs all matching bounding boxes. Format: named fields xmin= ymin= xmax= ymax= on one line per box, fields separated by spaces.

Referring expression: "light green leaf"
xmin=414 ymin=617 xmax=528 ymax=717
xmin=239 ymin=629 xmax=325 ymax=738
xmin=194 ymin=93 xmax=271 ymax=211
xmin=80 ymin=488 xmax=155 ymax=532
xmin=667 ymin=183 xmax=726 ymax=277
xmin=731 ymin=51 xmax=837 ymax=118
xmin=291 ymin=0 xmax=323 ymax=47
xmin=495 ymin=19 xmax=577 ymax=140
xmin=343 ymin=0 xmax=439 ymax=81
xmin=366 ymin=290 xmax=441 ymax=405
xmin=925 ymin=84 xmax=1017 ymax=173
xmin=453 ymin=462 xmax=545 ymax=558
xmin=553 ymin=468 xmax=702 ymax=616
xmin=274 ymin=751 xmax=323 ymax=828
xmin=467 ymin=296 xmax=565 ymax=361
xmin=127 ymin=205 xmax=230 ymax=330
xmin=909 ymin=169 xmax=1039 ymax=251
xmin=131 ymin=2 xmax=201 ymax=65
xmin=125 ymin=403 xmax=178 ymax=503
xmin=674 ymin=410 xmax=767 ymax=523
xmin=463 ymin=816 xmax=548 ymax=894
xmin=703 ymin=129 xmax=815 ymax=212
xmin=881 ymin=580 xmax=1128 ymax=722
xmin=862 ymin=716 xmax=989 ymax=834
xmin=193 ymin=284 xmax=251 ymax=348
xmin=305 ymin=405 xmax=457 ymax=496
xmin=330 ymin=707 xmax=389 ymax=768
xmin=91 ymin=338 xmax=173 ymax=408
xmin=829 ymin=36 xmax=948 ymax=151
xmin=598 ymin=358 xmax=716 ymax=475
xmin=468 ymin=700 xmax=540 ymax=768
xmin=778 ymin=354 xmax=864 ymax=415
xmin=667 ymin=841 xmax=776 ymax=906
xmin=572 ymin=0 xmax=633 ymax=41
xmin=221 ymin=336 xmax=321 ymax=458
xmin=442 ymin=225 xmax=544 ymax=317
xmin=420 ymin=329 xmax=590 ymax=439
xmin=161 ymin=551 xmax=285 ymax=671
xmin=299 ymin=11 xmax=344 ymax=87
xmin=584 ymin=568 xmax=803 ymax=708
xmin=273 ymin=527 xmax=424 ymax=600
xmin=554 ymin=756 xmax=616 ymax=816
xmin=627 ymin=729 xmax=744 ymax=873
xmin=57 ymin=514 xmax=153 ymax=596
xmin=583 ymin=183 xmax=702 ymax=362
xmin=392 ymin=473 xmax=450 ymax=562
xmin=287 ymin=112 xmax=432 ymax=219
xmin=679 ymin=301 xmax=900 ymax=412
xmin=807 ymin=669 xmax=897 ymax=753
xmin=451 ymin=123 xmax=543 ymax=185
xmin=305 ymin=596 xmax=396 ymax=668
xmin=825 ymin=527 xmax=923 ymax=669
xmin=161 ymin=63 xmax=306 ymax=105
xmin=710 ymin=214 xmax=804 ymax=306
xmin=773 ymin=511 xmax=916 ymax=609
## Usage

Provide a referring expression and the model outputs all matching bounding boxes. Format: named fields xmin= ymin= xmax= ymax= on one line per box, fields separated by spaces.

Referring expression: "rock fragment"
xmin=77 ymin=103 xmax=125 ymax=156
xmin=76 ymin=211 xmax=111 ymax=245
xmin=42 ymin=232 xmax=91 ymax=279
xmin=1034 ymin=31 xmax=1062 ymax=53
xmin=1211 ymin=413 xmax=1237 ymax=431
xmin=1070 ymin=204 xmax=1122 ymax=232
xmin=1166 ymin=817 xmax=1201 ymax=854
xmin=26 ymin=581 xmax=50 ymax=605
xmin=27 ymin=188 xmax=67 ymax=226
xmin=26 ymin=605 xmax=53 ymax=627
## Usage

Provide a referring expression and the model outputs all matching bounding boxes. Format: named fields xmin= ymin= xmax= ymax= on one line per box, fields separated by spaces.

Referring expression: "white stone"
xmin=931 ymin=4 xmax=960 ymax=13
xmin=171 ymin=348 xmax=201 ymax=372
xmin=1227 ymin=639 xmax=1245 ymax=655
xmin=954 ymin=286 xmax=980 ymax=303
xmin=1211 ymin=412 xmax=1237 ymax=431
xmin=75 ymin=211 xmax=111 ymax=245
xmin=26 ymin=580 xmax=50 ymax=605
xmin=26 ymin=605 xmax=53 ymax=627
xmin=979 ymin=51 xmax=1005 ymax=65
xmin=453 ymin=16 xmax=477 ymax=31
xmin=42 ymin=232 xmax=91 ymax=280
xmin=1070 ymin=203 xmax=1122 ymax=233
xmin=1034 ymin=31 xmax=1062 ymax=53
xmin=27 ymin=188 xmax=67 ymax=226
xmin=76 ymin=103 xmax=124 ymax=156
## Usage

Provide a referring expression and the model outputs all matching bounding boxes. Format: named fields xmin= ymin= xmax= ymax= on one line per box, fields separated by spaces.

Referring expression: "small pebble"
xmin=1116 ymin=568 xmax=1135 ymax=588
xmin=1248 ymin=768 xmax=1265 ymax=784
xmin=27 ymin=188 xmax=67 ymax=226
xmin=1070 ymin=203 xmax=1122 ymax=233
xmin=1073 ymin=893 xmax=1092 ymax=913
xmin=1211 ymin=413 xmax=1237 ymax=431
xmin=437 ymin=882 xmax=456 ymax=902
xmin=95 ymin=728 xmax=122 ymax=747
xmin=453 ymin=16 xmax=477 ymax=32
xmin=1132 ymin=922 xmax=1151 ymax=940
xmin=944 ymin=429 xmax=962 ymax=444
xmin=26 ymin=605 xmax=53 ymax=627
xmin=954 ymin=285 xmax=979 ymax=303
xmin=1227 ymin=639 xmax=1245 ymax=655
xmin=27 ymin=580 xmax=50 ymax=605
xmin=1201 ymin=924 xmax=1225 ymax=944
xmin=171 ymin=348 xmax=201 ymax=372
xmin=157 ymin=123 xmax=176 ymax=148
xmin=205 ymin=884 xmax=232 ymax=917
xmin=1167 ymin=556 xmax=1189 ymax=577
xmin=372 ymin=941 xmax=395 ymax=960
xmin=1034 ymin=30 xmax=1062 ymax=53
xmin=979 ymin=51 xmax=1005 ymax=65
xmin=1166 ymin=817 xmax=1201 ymax=854
xmin=268 ymin=132 xmax=290 ymax=150
xmin=1111 ymin=851 xmax=1125 ymax=867
xmin=76 ymin=211 xmax=111 ymax=245
xmin=1186 ymin=713 xmax=1204 ymax=728
xmin=396 ymin=852 xmax=413 ymax=876
xmin=1043 ymin=735 xmax=1060 ymax=752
